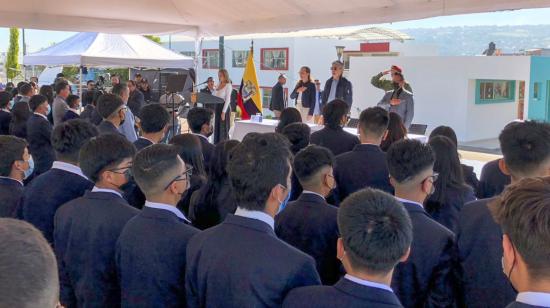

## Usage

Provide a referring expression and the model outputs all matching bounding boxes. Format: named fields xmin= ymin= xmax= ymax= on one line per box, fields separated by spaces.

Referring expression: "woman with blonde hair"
xmin=290 ymin=66 xmax=316 ymax=122
xmin=213 ymin=68 xmax=232 ymax=142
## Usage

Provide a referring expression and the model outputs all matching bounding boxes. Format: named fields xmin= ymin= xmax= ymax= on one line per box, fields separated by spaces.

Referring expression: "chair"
xmin=409 ymin=124 xmax=428 ymax=135
xmin=346 ymin=118 xmax=359 ymax=129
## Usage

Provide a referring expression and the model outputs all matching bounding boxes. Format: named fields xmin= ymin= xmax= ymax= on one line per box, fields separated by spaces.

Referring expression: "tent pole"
xmin=79 ymin=66 xmax=83 ymax=104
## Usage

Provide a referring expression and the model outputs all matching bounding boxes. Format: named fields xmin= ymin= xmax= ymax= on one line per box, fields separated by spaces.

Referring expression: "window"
xmin=261 ymin=48 xmax=289 ymax=70
xmin=533 ymin=82 xmax=541 ymax=100
xmin=181 ymin=51 xmax=195 ymax=58
xmin=261 ymin=86 xmax=288 ymax=108
xmin=475 ymin=80 xmax=516 ymax=104
xmin=232 ymin=50 xmax=249 ymax=68
xmin=202 ymin=49 xmax=219 ymax=69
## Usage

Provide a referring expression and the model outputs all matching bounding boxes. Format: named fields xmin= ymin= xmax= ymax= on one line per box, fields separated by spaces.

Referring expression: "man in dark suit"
xmin=270 ymin=74 xmax=287 ymax=118
xmin=276 ymin=145 xmax=340 ymax=285
xmin=27 ymin=94 xmax=55 ymax=176
xmin=96 ymin=93 xmax=127 ymax=136
xmin=457 ymin=121 xmax=550 ymax=308
xmin=187 ymin=107 xmax=214 ymax=168
xmin=186 ymin=133 xmax=321 ymax=307
xmin=283 ymin=188 xmax=412 ymax=308
xmin=491 ymin=178 xmax=550 ymax=308
xmin=22 ymin=120 xmax=97 ymax=243
xmin=61 ymin=94 xmax=81 ymax=122
xmin=321 ymin=60 xmax=353 ymax=109
xmin=333 ymin=107 xmax=392 ymax=206
xmin=477 ymin=158 xmax=511 ymax=198
xmin=387 ymin=139 xmax=456 ymax=307
xmin=0 ymin=91 xmax=12 ymax=135
xmin=54 ymin=134 xmax=138 ymax=307
xmin=134 ymin=103 xmax=170 ymax=151
xmin=310 ymin=99 xmax=359 ymax=156
xmin=199 ymin=77 xmax=215 ymax=94
xmin=127 ymin=80 xmax=145 ymax=116
xmin=0 ymin=136 xmax=29 ymax=217
xmin=116 ymin=144 xmax=199 ymax=307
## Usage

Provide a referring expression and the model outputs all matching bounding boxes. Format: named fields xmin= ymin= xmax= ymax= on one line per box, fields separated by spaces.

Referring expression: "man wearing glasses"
xmin=386 ymin=139 xmax=455 ymax=308
xmin=117 ymin=144 xmax=198 ymax=307
xmin=54 ymin=134 xmax=138 ymax=307
xmin=96 ymin=93 xmax=128 ymax=137
xmin=321 ymin=61 xmax=353 ymax=109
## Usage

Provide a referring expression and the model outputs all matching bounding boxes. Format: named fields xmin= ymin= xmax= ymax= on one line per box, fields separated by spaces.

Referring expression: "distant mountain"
xmin=400 ymin=25 xmax=550 ymax=56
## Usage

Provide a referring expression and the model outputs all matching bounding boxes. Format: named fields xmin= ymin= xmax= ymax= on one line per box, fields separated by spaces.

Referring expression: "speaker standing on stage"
xmin=269 ymin=74 xmax=287 ymax=119
xmin=371 ymin=65 xmax=413 ymax=93
xmin=321 ymin=61 xmax=353 ymax=110
xmin=377 ymin=72 xmax=414 ymax=129
xmin=290 ymin=67 xmax=316 ymax=122
xmin=213 ymin=69 xmax=232 ymax=143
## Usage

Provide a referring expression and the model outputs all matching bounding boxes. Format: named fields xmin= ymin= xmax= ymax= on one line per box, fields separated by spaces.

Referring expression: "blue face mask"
xmin=277 ymin=185 xmax=292 ymax=215
xmin=8 ymin=100 xmax=14 ymax=110
xmin=46 ymin=104 xmax=51 ymax=115
xmin=23 ymin=157 xmax=35 ymax=180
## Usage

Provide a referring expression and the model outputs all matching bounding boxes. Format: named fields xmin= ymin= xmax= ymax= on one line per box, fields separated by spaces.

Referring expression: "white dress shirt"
xmin=517 ymin=292 xmax=550 ymax=307
xmin=234 ymin=207 xmax=274 ymax=230
xmin=144 ymin=201 xmax=190 ymax=223
xmin=52 ymin=161 xmax=87 ymax=180
xmin=344 ymin=274 xmax=394 ymax=292
xmin=213 ymin=84 xmax=232 ymax=113
xmin=92 ymin=186 xmax=123 ymax=198
xmin=395 ymin=197 xmax=424 ymax=209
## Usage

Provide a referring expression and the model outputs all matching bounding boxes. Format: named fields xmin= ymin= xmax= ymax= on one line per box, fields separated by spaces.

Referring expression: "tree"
xmin=5 ymin=28 xmax=20 ymax=80
xmin=144 ymin=35 xmax=162 ymax=44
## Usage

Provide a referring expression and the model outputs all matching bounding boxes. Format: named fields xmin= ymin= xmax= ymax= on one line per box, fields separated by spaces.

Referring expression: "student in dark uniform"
xmin=26 ymin=95 xmax=55 ymax=176
xmin=0 ymin=92 xmax=12 ymax=135
xmin=61 ymin=95 xmax=80 ymax=122
xmin=134 ymin=103 xmax=170 ymax=151
xmin=96 ymin=93 xmax=126 ymax=136
xmin=457 ymin=121 xmax=550 ymax=308
xmin=187 ymin=107 xmax=214 ymax=169
xmin=281 ymin=122 xmax=311 ymax=201
xmin=310 ymin=99 xmax=358 ymax=156
xmin=276 ymin=145 xmax=340 ymax=285
xmin=0 ymin=136 xmax=30 ymax=217
xmin=491 ymin=178 xmax=550 ymax=308
xmin=387 ymin=139 xmax=456 ymax=307
xmin=185 ymin=133 xmax=320 ymax=308
xmin=477 ymin=158 xmax=511 ymax=198
xmin=116 ymin=144 xmax=199 ymax=307
xmin=54 ymin=134 xmax=138 ymax=308
xmin=333 ymin=107 xmax=392 ymax=206
xmin=283 ymin=188 xmax=412 ymax=308
xmin=22 ymin=120 xmax=97 ymax=243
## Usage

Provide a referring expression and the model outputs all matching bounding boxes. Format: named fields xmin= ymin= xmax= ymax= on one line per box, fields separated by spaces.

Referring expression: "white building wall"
xmin=349 ymin=56 xmax=530 ymax=142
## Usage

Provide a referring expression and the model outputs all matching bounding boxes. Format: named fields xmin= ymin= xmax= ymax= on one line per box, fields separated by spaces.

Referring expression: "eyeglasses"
xmin=330 ymin=67 xmax=339 ymax=71
xmin=164 ymin=166 xmax=194 ymax=190
xmin=108 ymin=164 xmax=133 ymax=176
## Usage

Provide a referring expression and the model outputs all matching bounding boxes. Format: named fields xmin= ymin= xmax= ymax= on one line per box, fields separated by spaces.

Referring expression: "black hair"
xmin=19 ymin=83 xmax=33 ymax=96
xmin=339 ymin=188 xmax=412 ymax=274
xmin=39 ymin=85 xmax=54 ymax=105
xmin=96 ymin=93 xmax=124 ymax=119
xmin=429 ymin=126 xmax=458 ymax=147
xmin=127 ymin=80 xmax=136 ymax=87
xmin=140 ymin=104 xmax=170 ymax=134
xmin=133 ymin=144 xmax=182 ymax=196
xmin=426 ymin=136 xmax=469 ymax=211
xmin=66 ymin=95 xmax=80 ymax=109
xmin=0 ymin=136 xmax=27 ymax=176
xmin=16 ymin=82 xmax=26 ymax=91
xmin=387 ymin=139 xmax=435 ymax=183
xmin=293 ymin=145 xmax=334 ymax=185
xmin=323 ymin=99 xmax=349 ymax=129
xmin=0 ymin=92 xmax=12 ymax=108
xmin=359 ymin=107 xmax=389 ymax=138
xmin=54 ymin=80 xmax=69 ymax=95
xmin=56 ymin=73 xmax=65 ymax=78
xmin=227 ymin=133 xmax=292 ymax=211
xmin=380 ymin=112 xmax=407 ymax=152
xmin=169 ymin=134 xmax=206 ymax=178
xmin=86 ymin=80 xmax=95 ymax=85
xmin=187 ymin=107 xmax=213 ymax=133
xmin=51 ymin=120 xmax=99 ymax=163
xmin=281 ymin=123 xmax=311 ymax=154
xmin=111 ymin=84 xmax=128 ymax=98
xmin=275 ymin=107 xmax=302 ymax=133
xmin=79 ymin=134 xmax=136 ymax=183
xmin=29 ymin=95 xmax=48 ymax=111
xmin=499 ymin=121 xmax=550 ymax=176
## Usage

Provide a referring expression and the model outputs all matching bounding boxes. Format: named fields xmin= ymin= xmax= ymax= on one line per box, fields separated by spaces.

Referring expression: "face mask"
xmin=8 ymin=100 xmax=14 ymax=110
xmin=23 ymin=157 xmax=35 ymax=180
xmin=277 ymin=186 xmax=292 ymax=215
xmin=46 ymin=104 xmax=51 ymax=115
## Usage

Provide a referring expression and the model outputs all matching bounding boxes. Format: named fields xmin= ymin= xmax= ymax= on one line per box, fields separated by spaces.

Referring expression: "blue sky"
xmin=1 ymin=7 xmax=550 ymax=53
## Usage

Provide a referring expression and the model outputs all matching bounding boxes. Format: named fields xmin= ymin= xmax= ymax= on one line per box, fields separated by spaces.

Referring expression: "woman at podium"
xmin=213 ymin=69 xmax=232 ymax=143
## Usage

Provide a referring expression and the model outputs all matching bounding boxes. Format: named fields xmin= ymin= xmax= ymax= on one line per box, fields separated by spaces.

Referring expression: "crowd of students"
xmin=0 ymin=75 xmax=548 ymax=308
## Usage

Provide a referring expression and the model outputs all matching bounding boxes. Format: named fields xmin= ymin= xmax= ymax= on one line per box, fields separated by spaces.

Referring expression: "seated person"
xmin=0 ymin=91 xmax=12 ymax=135
xmin=116 ymin=144 xmax=199 ymax=307
xmin=491 ymin=177 xmax=550 ymax=308
xmin=380 ymin=112 xmax=407 ymax=152
xmin=387 ymin=139 xmax=455 ymax=307
xmin=62 ymin=95 xmax=80 ymax=122
xmin=276 ymin=145 xmax=340 ymax=285
xmin=26 ymin=94 xmax=54 ymax=176
xmin=275 ymin=107 xmax=302 ymax=133
xmin=54 ymin=134 xmax=139 ymax=307
xmin=96 ymin=93 xmax=126 ymax=136
xmin=0 ymin=136 xmax=30 ymax=217
xmin=457 ymin=121 xmax=550 ymax=307
xmin=134 ymin=104 xmax=170 ymax=151
xmin=477 ymin=158 xmax=511 ymax=199
xmin=333 ymin=107 xmax=392 ymax=206
xmin=310 ymin=99 xmax=359 ymax=156
xmin=281 ymin=122 xmax=311 ymax=201
xmin=187 ymin=107 xmax=215 ymax=169
xmin=22 ymin=120 xmax=98 ymax=243
xmin=0 ymin=218 xmax=59 ymax=308
xmin=185 ymin=133 xmax=320 ymax=307
xmin=283 ymin=188 xmax=412 ymax=308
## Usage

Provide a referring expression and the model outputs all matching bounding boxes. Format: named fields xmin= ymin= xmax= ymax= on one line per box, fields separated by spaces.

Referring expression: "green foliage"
xmin=5 ymin=28 xmax=20 ymax=80
xmin=62 ymin=67 xmax=80 ymax=80
xmin=106 ymin=68 xmax=129 ymax=81
xmin=143 ymin=35 xmax=162 ymax=44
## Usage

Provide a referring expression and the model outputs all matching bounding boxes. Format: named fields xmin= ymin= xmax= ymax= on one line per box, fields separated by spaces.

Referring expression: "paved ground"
xmin=459 ymin=150 xmax=501 ymax=178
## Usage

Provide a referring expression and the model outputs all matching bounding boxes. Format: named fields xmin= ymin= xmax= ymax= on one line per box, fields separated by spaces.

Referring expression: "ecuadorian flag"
xmin=237 ymin=47 xmax=262 ymax=120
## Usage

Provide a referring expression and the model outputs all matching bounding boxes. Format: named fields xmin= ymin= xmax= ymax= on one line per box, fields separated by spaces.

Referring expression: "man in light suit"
xmin=377 ymin=72 xmax=414 ymax=128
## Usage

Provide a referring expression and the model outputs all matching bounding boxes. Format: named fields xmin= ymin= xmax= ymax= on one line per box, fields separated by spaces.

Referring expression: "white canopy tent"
xmin=2 ymin=0 xmax=550 ymax=36
xmin=23 ymin=32 xmax=193 ymax=68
